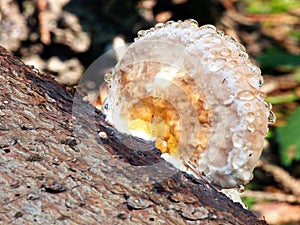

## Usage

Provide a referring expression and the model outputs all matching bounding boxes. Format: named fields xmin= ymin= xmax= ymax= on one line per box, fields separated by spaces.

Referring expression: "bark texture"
xmin=0 ymin=46 xmax=267 ymax=224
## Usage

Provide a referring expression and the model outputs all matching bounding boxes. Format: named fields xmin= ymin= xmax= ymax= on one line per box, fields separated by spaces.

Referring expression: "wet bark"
xmin=0 ymin=46 xmax=267 ymax=224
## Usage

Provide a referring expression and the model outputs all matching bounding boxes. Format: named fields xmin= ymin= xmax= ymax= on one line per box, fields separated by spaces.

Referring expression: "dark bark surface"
xmin=0 ymin=46 xmax=267 ymax=224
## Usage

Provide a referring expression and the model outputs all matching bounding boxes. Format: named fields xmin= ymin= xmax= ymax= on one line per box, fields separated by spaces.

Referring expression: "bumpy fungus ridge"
xmin=103 ymin=19 xmax=275 ymax=188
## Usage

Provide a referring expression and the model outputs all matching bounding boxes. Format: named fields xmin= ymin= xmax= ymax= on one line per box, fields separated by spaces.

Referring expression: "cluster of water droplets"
xmin=105 ymin=18 xmax=276 ymax=145
xmin=101 ymin=19 xmax=277 ymax=188
xmin=104 ymin=69 xmax=114 ymax=83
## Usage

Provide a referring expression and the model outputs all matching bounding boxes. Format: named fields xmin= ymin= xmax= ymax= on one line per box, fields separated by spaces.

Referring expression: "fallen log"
xmin=0 ymin=46 xmax=267 ymax=224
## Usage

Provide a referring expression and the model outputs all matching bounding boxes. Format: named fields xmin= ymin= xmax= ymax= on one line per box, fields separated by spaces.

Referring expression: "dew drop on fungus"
xmin=247 ymin=75 xmax=262 ymax=89
xmin=240 ymin=171 xmax=252 ymax=181
xmin=236 ymin=43 xmax=246 ymax=53
xmin=248 ymin=64 xmax=261 ymax=75
xmin=200 ymin=24 xmax=216 ymax=31
xmin=228 ymin=60 xmax=238 ymax=68
xmin=104 ymin=72 xmax=113 ymax=83
xmin=217 ymin=30 xmax=225 ymax=36
xmin=223 ymin=94 xmax=235 ymax=105
xmin=245 ymin=112 xmax=256 ymax=123
xmin=229 ymin=36 xmax=238 ymax=42
xmin=255 ymin=110 xmax=265 ymax=126
xmin=137 ymin=30 xmax=146 ymax=37
xmin=208 ymin=58 xmax=226 ymax=72
xmin=187 ymin=19 xmax=198 ymax=27
xmin=243 ymin=103 xmax=251 ymax=110
xmin=264 ymin=102 xmax=272 ymax=110
xmin=104 ymin=102 xmax=109 ymax=109
xmin=155 ymin=23 xmax=164 ymax=29
xmin=247 ymin=123 xmax=256 ymax=132
xmin=220 ymin=49 xmax=231 ymax=57
xmin=166 ymin=20 xmax=175 ymax=26
xmin=237 ymin=90 xmax=254 ymax=101
xmin=151 ymin=27 xmax=156 ymax=31
xmin=268 ymin=110 xmax=276 ymax=125
xmin=239 ymin=52 xmax=249 ymax=61
xmin=232 ymin=133 xmax=244 ymax=148
xmin=256 ymin=91 xmax=266 ymax=101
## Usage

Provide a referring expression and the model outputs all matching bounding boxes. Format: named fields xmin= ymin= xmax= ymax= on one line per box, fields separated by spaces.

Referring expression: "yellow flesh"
xmin=129 ymin=97 xmax=181 ymax=157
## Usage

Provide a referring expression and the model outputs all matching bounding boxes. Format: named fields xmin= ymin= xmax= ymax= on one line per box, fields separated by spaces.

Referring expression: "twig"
xmin=262 ymin=74 xmax=299 ymax=94
xmin=36 ymin=0 xmax=51 ymax=45
xmin=257 ymin=160 xmax=300 ymax=196
xmin=241 ymin=190 xmax=300 ymax=204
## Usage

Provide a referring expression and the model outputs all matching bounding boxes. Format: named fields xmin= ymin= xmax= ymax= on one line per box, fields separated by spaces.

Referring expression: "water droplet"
xmin=246 ymin=75 xmax=262 ymax=90
xmin=255 ymin=109 xmax=265 ymax=125
xmin=137 ymin=30 xmax=146 ymax=37
xmin=228 ymin=60 xmax=238 ymax=68
xmin=155 ymin=23 xmax=164 ymax=29
xmin=256 ymin=91 xmax=266 ymax=101
xmin=259 ymin=79 xmax=264 ymax=87
xmin=104 ymin=72 xmax=113 ymax=83
xmin=207 ymin=58 xmax=226 ymax=72
xmin=220 ymin=49 xmax=231 ymax=57
xmin=240 ymin=171 xmax=252 ymax=181
xmin=224 ymin=94 xmax=234 ymax=105
xmin=243 ymin=103 xmax=251 ymax=110
xmin=264 ymin=102 xmax=272 ymax=110
xmin=237 ymin=90 xmax=254 ymax=101
xmin=239 ymin=52 xmax=249 ymax=61
xmin=182 ymin=32 xmax=191 ymax=40
xmin=32 ymin=68 xmax=39 ymax=73
xmin=229 ymin=36 xmax=238 ymax=42
xmin=217 ymin=30 xmax=225 ymax=37
xmin=247 ymin=64 xmax=261 ymax=75
xmin=200 ymin=24 xmax=216 ymax=31
xmin=149 ymin=27 xmax=155 ymax=32
xmin=236 ymin=43 xmax=246 ymax=52
xmin=186 ymin=19 xmax=198 ymax=27
xmin=247 ymin=123 xmax=256 ymax=132
xmin=245 ymin=112 xmax=256 ymax=123
xmin=232 ymin=133 xmax=244 ymax=148
xmin=268 ymin=110 xmax=276 ymax=124
xmin=238 ymin=185 xmax=245 ymax=193
xmin=232 ymin=159 xmax=243 ymax=170
xmin=166 ymin=20 xmax=175 ymax=26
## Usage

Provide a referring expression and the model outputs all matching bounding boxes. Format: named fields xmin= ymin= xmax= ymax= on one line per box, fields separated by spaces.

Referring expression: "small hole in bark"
xmin=149 ymin=217 xmax=155 ymax=221
xmin=4 ymin=149 xmax=10 ymax=153
xmin=117 ymin=213 xmax=127 ymax=220
xmin=14 ymin=211 xmax=23 ymax=218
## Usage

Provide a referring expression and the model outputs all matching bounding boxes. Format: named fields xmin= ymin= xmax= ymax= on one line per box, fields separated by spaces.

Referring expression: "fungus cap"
xmin=102 ymin=19 xmax=275 ymax=188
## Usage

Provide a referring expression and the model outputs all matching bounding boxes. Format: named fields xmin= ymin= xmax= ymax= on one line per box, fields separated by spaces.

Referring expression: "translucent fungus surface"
xmin=102 ymin=19 xmax=275 ymax=188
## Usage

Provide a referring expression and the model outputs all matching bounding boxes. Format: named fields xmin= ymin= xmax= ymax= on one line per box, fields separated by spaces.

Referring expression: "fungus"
xmin=102 ymin=19 xmax=275 ymax=189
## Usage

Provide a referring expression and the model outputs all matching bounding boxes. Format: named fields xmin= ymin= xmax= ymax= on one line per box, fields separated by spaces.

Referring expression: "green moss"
xmin=277 ymin=106 xmax=300 ymax=166
xmin=241 ymin=197 xmax=256 ymax=209
xmin=256 ymin=47 xmax=300 ymax=69
xmin=242 ymin=0 xmax=300 ymax=14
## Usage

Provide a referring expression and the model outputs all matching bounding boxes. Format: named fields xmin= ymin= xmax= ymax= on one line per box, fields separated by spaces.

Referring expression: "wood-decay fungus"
xmin=102 ymin=19 xmax=275 ymax=189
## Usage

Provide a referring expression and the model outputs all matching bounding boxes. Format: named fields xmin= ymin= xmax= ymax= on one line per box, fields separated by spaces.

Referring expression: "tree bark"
xmin=0 ymin=46 xmax=267 ymax=224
